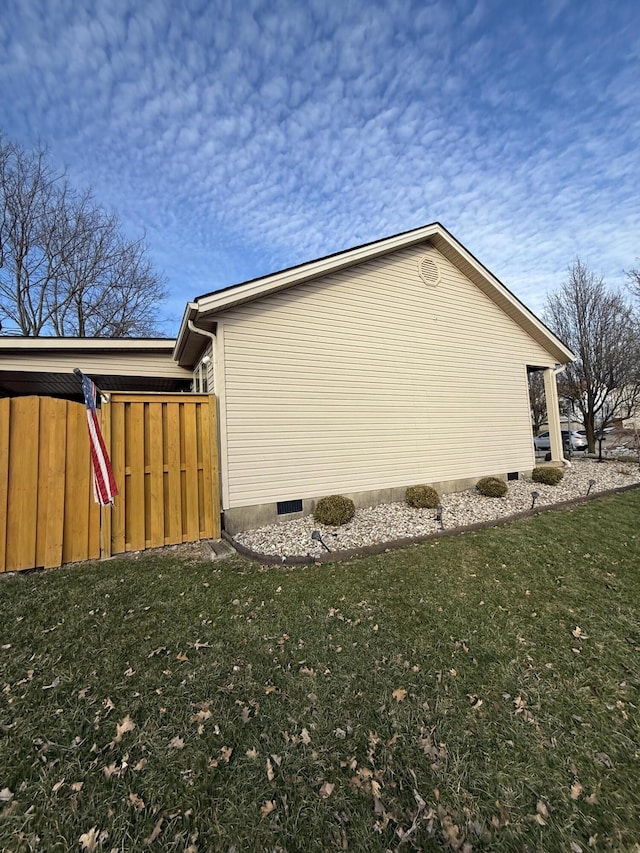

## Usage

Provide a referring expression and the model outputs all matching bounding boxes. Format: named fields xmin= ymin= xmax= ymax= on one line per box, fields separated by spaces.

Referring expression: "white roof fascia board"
xmin=180 ymin=222 xmax=574 ymax=365
xmin=173 ymin=303 xmax=200 ymax=363
xmin=427 ymin=230 xmax=575 ymax=364
xmin=194 ymin=224 xmax=440 ymax=316
xmin=0 ymin=338 xmax=176 ymax=352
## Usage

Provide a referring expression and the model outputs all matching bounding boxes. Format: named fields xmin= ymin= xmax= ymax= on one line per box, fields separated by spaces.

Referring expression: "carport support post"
xmin=543 ymin=367 xmax=564 ymax=463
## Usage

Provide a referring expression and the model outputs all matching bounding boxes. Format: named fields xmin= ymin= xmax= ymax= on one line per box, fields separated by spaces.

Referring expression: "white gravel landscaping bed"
xmin=234 ymin=459 xmax=640 ymax=559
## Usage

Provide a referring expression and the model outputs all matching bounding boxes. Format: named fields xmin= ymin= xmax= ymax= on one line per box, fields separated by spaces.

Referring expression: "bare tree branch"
xmin=545 ymin=258 xmax=640 ymax=452
xmin=0 ymin=133 xmax=167 ymax=337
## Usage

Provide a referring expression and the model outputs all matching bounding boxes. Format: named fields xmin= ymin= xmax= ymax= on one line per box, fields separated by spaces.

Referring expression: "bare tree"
xmin=0 ymin=133 xmax=167 ymax=337
xmin=528 ymin=370 xmax=547 ymax=434
xmin=544 ymin=258 xmax=640 ymax=452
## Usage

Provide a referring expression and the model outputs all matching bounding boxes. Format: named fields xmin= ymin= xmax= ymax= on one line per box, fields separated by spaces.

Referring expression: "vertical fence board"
xmin=110 ymin=399 xmax=126 ymax=555
xmin=39 ymin=398 xmax=67 ymax=569
xmin=62 ymin=403 xmax=91 ymax=564
xmin=182 ymin=403 xmax=199 ymax=542
xmin=126 ymin=402 xmax=146 ymax=550
xmin=87 ymin=480 xmax=101 ymax=560
xmin=147 ymin=403 xmax=164 ymax=548
xmin=0 ymin=400 xmax=10 ymax=571
xmin=165 ymin=403 xmax=182 ymax=544
xmin=7 ymin=398 xmax=40 ymax=571
xmin=198 ymin=403 xmax=212 ymax=538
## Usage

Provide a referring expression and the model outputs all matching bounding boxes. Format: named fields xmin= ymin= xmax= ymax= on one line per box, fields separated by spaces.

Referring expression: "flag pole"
xmin=73 ymin=368 xmax=110 ymax=405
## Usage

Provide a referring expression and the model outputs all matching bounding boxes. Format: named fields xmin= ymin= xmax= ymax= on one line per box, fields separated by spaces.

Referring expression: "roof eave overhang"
xmin=174 ymin=222 xmax=575 ymax=367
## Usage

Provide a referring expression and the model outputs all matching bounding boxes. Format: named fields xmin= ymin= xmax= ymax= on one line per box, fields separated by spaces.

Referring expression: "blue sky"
xmin=1 ymin=0 xmax=639 ymax=333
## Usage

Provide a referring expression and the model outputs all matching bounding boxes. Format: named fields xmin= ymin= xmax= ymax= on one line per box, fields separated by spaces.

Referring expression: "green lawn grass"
xmin=1 ymin=491 xmax=639 ymax=852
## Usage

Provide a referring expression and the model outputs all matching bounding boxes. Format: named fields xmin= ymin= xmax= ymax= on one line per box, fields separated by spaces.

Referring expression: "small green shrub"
xmin=475 ymin=476 xmax=508 ymax=497
xmin=313 ymin=494 xmax=355 ymax=526
xmin=532 ymin=466 xmax=564 ymax=485
xmin=405 ymin=484 xmax=440 ymax=509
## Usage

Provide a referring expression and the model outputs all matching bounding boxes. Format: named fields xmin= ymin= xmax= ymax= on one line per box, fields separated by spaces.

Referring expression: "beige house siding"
xmin=215 ymin=243 xmax=556 ymax=512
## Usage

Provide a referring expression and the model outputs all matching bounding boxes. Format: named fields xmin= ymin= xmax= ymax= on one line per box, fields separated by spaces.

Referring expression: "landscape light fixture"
xmin=435 ymin=505 xmax=444 ymax=530
xmin=311 ymin=530 xmax=331 ymax=552
xmin=531 ymin=490 xmax=540 ymax=509
xmin=586 ymin=478 xmax=596 ymax=496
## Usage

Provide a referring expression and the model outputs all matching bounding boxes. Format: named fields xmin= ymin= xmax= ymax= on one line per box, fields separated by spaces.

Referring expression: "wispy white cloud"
xmin=1 ymin=0 xmax=639 ymax=328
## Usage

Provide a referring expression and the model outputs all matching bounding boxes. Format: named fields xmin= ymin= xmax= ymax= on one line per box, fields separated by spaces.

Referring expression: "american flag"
xmin=79 ymin=371 xmax=118 ymax=506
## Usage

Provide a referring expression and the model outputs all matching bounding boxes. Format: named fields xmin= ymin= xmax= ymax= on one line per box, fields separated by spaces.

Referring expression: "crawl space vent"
xmin=418 ymin=256 xmax=440 ymax=287
xmin=277 ymin=499 xmax=303 ymax=515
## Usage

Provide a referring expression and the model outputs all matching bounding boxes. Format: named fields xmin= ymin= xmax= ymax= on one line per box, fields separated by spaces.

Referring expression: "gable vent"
xmin=418 ymin=256 xmax=440 ymax=286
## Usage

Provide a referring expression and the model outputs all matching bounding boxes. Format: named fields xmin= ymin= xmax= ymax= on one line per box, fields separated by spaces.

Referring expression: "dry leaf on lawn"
xmin=319 ymin=781 xmax=335 ymax=798
xmin=536 ymin=800 xmax=549 ymax=818
xmin=114 ymin=715 xmax=136 ymax=744
xmin=570 ymin=781 xmax=583 ymax=800
xmin=169 ymin=736 xmax=185 ymax=750
xmin=0 ymin=788 xmax=14 ymax=802
xmin=79 ymin=826 xmax=108 ymax=851
xmin=301 ymin=728 xmax=311 ymax=744
xmin=246 ymin=748 xmax=258 ymax=759
xmin=392 ymin=688 xmax=407 ymax=702
xmin=266 ymin=757 xmax=275 ymax=781
xmin=260 ymin=800 xmax=277 ymax=818
xmin=129 ymin=793 xmax=145 ymax=811
xmin=144 ymin=817 xmax=163 ymax=846
xmin=191 ymin=709 xmax=212 ymax=724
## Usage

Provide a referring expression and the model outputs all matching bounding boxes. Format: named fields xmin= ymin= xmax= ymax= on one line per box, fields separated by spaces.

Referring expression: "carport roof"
xmin=0 ymin=337 xmax=192 ymax=400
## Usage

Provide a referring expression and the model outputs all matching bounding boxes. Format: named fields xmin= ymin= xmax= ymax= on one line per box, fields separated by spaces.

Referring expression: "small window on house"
xmin=507 ymin=472 xmax=519 ymax=481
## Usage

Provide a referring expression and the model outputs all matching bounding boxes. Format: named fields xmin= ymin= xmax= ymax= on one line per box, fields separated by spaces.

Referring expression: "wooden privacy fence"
xmin=103 ymin=393 xmax=220 ymax=557
xmin=0 ymin=393 xmax=220 ymax=572
xmin=0 ymin=396 xmax=100 ymax=572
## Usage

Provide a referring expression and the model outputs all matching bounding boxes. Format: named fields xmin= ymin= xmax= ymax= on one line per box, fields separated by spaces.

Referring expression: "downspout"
xmin=553 ymin=364 xmax=572 ymax=468
xmin=187 ymin=318 xmax=217 ymax=350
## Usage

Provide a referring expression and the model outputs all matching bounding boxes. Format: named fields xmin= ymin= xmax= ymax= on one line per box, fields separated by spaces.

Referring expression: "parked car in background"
xmin=533 ymin=430 xmax=588 ymax=451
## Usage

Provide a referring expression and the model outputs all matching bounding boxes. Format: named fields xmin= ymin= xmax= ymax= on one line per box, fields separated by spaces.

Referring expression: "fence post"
xmin=209 ymin=394 xmax=221 ymax=539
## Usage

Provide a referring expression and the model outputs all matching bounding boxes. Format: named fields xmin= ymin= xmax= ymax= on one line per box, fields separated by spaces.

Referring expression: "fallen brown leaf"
xmin=79 ymin=826 xmax=108 ymax=851
xmin=129 ymin=793 xmax=145 ymax=811
xmin=392 ymin=688 xmax=407 ymax=702
xmin=319 ymin=781 xmax=335 ymax=798
xmin=114 ymin=715 xmax=136 ymax=744
xmin=570 ymin=781 xmax=583 ymax=800
xmin=144 ymin=817 xmax=163 ymax=846
xmin=260 ymin=800 xmax=276 ymax=818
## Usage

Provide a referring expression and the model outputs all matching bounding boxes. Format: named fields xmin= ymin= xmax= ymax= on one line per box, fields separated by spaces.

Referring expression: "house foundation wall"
xmin=222 ymin=471 xmax=533 ymax=535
